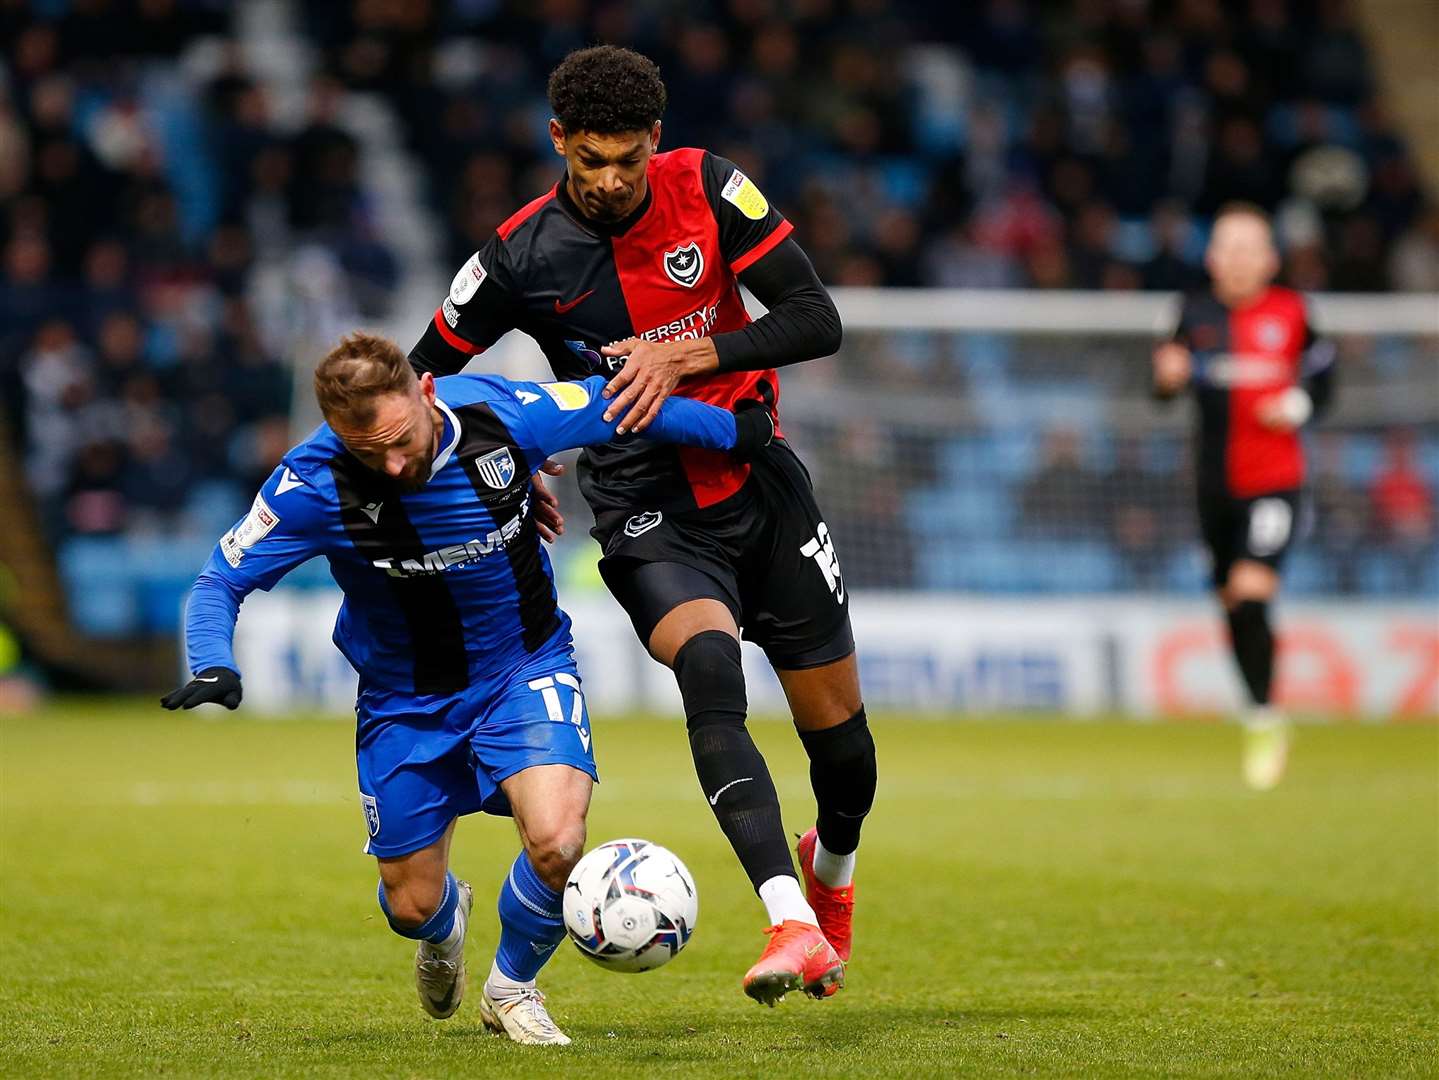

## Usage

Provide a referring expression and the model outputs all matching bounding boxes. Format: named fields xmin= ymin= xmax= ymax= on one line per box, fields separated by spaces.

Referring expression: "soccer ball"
xmin=563 ymin=838 xmax=698 ymax=972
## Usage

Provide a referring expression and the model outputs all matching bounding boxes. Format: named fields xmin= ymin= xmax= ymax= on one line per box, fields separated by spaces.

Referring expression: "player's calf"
xmin=482 ymin=850 xmax=572 ymax=1043
xmin=378 ymin=872 xmax=472 ymax=1019
xmin=795 ymin=705 xmax=872 ymax=962
xmin=675 ymin=631 xmax=798 ymax=893
xmin=797 ymin=705 xmax=875 ymax=867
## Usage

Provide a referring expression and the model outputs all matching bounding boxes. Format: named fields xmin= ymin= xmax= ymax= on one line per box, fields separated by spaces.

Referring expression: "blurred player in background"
xmin=162 ymin=333 xmax=772 ymax=1044
xmin=1153 ymin=204 xmax=1336 ymax=789
xmin=409 ymin=45 xmax=875 ymax=1005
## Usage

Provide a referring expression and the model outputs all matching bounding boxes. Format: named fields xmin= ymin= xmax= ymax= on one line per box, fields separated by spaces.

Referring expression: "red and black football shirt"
xmin=410 ymin=149 xmax=794 ymax=514
xmin=1170 ymin=285 xmax=1335 ymax=498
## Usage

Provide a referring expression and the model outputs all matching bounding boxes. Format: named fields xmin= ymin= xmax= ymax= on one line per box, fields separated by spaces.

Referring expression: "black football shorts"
xmin=592 ymin=440 xmax=854 ymax=670
xmin=1198 ymin=488 xmax=1304 ymax=589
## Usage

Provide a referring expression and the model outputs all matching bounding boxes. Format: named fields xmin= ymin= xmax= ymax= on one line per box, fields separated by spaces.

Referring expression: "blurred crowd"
xmin=0 ymin=0 xmax=1435 ymax=638
xmin=1 ymin=3 xmax=397 ymax=545
xmin=294 ymin=0 xmax=1438 ymax=289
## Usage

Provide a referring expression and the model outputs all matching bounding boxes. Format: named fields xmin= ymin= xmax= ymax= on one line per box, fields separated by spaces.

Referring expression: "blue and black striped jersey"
xmin=183 ymin=373 xmax=742 ymax=697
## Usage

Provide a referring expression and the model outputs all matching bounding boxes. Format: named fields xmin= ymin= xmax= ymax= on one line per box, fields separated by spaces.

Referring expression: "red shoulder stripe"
xmin=498 ymin=186 xmax=558 ymax=240
xmin=730 ymin=218 xmax=794 ymax=274
xmin=432 ymin=309 xmax=483 ymax=355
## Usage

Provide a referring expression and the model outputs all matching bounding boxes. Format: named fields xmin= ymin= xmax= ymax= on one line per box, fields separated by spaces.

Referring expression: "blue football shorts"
xmin=353 ymin=646 xmax=596 ymax=858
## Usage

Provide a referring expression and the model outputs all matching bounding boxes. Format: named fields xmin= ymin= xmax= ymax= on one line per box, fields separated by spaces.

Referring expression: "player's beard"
xmin=394 ymin=417 xmax=441 ymax=491
xmin=582 ymin=187 xmax=638 ymax=223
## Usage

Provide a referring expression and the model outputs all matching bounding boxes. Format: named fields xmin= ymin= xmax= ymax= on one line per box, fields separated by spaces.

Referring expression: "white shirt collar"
xmin=429 ymin=397 xmax=462 ymax=479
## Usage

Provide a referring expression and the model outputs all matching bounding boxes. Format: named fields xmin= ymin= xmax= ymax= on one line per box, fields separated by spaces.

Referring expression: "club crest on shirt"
xmin=1255 ymin=316 xmax=1288 ymax=351
xmin=474 ymin=447 xmax=517 ymax=490
xmin=663 ymin=242 xmax=704 ymax=288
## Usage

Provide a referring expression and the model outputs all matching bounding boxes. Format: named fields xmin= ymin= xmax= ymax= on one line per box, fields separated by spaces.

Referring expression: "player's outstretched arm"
xmin=164 ymin=462 xmax=327 ymax=711
xmin=503 ymin=376 xmax=773 ymax=465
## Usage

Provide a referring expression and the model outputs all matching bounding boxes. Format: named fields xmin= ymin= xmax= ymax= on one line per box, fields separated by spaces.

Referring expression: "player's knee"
xmin=525 ymin=820 xmax=587 ymax=888
xmin=799 ymin=707 xmax=877 ymax=802
xmin=672 ymin=630 xmax=747 ymax=731
xmin=378 ymin=878 xmax=444 ymax=930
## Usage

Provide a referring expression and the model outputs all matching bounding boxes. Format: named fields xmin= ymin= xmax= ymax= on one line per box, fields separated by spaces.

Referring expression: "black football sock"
xmin=1227 ymin=600 xmax=1275 ymax=707
xmin=674 ymin=631 xmax=796 ymax=889
xmin=797 ymin=707 xmax=876 ymax=857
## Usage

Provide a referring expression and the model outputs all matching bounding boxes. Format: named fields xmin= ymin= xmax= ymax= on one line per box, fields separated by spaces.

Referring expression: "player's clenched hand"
xmin=531 ymin=460 xmax=565 ymax=542
xmin=161 ymin=667 xmax=242 ymax=710
xmin=1152 ymin=343 xmax=1192 ymax=396
xmin=601 ymin=337 xmax=719 ymax=435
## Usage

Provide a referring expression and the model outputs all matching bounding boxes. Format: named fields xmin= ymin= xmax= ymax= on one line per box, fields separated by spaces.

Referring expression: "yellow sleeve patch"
xmin=721 ymin=169 xmax=770 ymax=221
xmin=539 ymin=381 xmax=591 ymax=411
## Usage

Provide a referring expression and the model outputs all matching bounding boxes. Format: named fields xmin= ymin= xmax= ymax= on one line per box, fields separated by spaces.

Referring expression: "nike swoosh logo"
xmin=429 ymin=984 xmax=457 ymax=1012
xmin=196 ymin=677 xmax=220 ymax=683
xmin=805 ymin=941 xmax=826 ymax=959
xmin=553 ymin=290 xmax=594 ymax=314
xmin=707 ymin=776 xmax=753 ymax=805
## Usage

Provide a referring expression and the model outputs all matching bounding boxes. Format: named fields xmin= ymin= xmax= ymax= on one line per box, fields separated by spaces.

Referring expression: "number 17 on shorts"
xmin=528 ymin=673 xmax=591 ymax=752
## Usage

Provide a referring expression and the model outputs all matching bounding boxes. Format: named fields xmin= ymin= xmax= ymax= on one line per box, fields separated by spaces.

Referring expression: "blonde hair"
xmin=313 ymin=332 xmax=417 ymax=426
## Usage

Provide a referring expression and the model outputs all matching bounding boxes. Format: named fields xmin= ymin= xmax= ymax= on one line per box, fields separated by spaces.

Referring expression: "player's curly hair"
xmin=548 ymin=45 xmax=666 ymax=134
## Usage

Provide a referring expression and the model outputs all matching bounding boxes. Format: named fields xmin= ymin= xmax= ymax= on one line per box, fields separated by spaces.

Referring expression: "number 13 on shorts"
xmin=528 ymin=673 xmax=591 ymax=751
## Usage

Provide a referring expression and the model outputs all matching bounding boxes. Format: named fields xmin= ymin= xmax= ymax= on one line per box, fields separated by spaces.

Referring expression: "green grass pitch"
xmin=2 ymin=700 xmax=1435 ymax=1078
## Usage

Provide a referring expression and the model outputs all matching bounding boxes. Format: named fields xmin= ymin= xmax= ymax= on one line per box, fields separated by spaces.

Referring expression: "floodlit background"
xmin=0 ymin=2 xmax=1435 ymax=1077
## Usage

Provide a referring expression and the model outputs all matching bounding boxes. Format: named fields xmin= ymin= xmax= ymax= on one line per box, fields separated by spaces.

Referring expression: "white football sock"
xmin=757 ymin=874 xmax=818 ymax=927
xmin=431 ymin=900 xmax=466 ymax=957
xmin=812 ymin=836 xmax=856 ymax=888
xmin=486 ymin=959 xmax=535 ymax=994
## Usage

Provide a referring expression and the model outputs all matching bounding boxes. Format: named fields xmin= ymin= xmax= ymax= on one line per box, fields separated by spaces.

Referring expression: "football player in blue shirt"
xmin=162 ymin=332 xmax=772 ymax=1044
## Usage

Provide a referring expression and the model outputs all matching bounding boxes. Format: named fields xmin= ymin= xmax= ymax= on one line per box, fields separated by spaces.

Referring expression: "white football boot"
xmin=478 ymin=984 xmax=572 ymax=1045
xmin=1242 ymin=707 xmax=1291 ymax=791
xmin=415 ymin=879 xmax=472 ymax=1019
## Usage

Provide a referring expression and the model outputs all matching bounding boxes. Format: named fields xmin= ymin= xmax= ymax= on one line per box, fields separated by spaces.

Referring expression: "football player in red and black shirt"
xmin=1153 ymin=203 xmax=1335 ymax=789
xmin=409 ymin=46 xmax=872 ymax=1006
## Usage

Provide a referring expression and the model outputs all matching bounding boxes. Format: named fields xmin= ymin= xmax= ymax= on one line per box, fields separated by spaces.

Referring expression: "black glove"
xmin=161 ymin=666 xmax=243 ymax=710
xmin=731 ymin=401 xmax=775 ymax=462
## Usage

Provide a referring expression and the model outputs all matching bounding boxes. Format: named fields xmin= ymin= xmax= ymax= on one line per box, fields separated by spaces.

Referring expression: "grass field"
xmin=2 ymin=700 xmax=1436 ymax=1079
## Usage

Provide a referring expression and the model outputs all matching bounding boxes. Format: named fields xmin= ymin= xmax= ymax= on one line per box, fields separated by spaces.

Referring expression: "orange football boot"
xmin=741 ymin=920 xmax=844 ymax=1006
xmin=796 ymin=827 xmax=855 ymax=963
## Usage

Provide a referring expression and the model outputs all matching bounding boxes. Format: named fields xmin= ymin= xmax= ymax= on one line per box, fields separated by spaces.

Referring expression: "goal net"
xmin=494 ymin=290 xmax=1437 ymax=601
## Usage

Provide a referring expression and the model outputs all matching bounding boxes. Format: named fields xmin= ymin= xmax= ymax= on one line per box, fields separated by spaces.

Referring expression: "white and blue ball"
xmin=563 ymin=838 xmax=697 ymax=972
